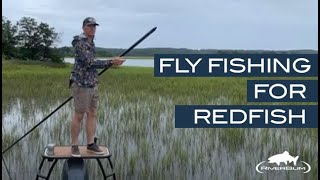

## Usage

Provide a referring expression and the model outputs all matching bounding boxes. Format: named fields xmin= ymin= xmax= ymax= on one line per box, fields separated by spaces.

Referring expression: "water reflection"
xmin=2 ymin=95 xmax=318 ymax=180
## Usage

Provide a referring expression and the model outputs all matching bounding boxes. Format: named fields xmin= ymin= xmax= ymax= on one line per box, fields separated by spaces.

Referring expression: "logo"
xmin=256 ymin=151 xmax=311 ymax=173
xmin=88 ymin=17 xmax=96 ymax=22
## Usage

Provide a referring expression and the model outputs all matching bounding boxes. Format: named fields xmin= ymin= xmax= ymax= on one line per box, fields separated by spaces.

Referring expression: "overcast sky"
xmin=3 ymin=0 xmax=318 ymax=50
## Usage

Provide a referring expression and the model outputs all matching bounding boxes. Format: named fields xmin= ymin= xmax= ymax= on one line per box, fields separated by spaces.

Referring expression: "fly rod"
xmin=2 ymin=26 xmax=157 ymax=155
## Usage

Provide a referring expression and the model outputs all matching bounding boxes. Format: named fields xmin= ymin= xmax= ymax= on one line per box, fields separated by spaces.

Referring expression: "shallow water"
xmin=64 ymin=58 xmax=154 ymax=67
xmin=2 ymin=93 xmax=318 ymax=180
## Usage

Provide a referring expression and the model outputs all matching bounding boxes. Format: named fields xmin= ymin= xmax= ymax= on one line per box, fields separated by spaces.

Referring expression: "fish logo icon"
xmin=267 ymin=151 xmax=299 ymax=166
xmin=256 ymin=151 xmax=311 ymax=174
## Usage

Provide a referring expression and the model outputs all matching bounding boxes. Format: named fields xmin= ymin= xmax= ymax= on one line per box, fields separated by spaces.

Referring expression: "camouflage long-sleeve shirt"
xmin=70 ymin=33 xmax=113 ymax=87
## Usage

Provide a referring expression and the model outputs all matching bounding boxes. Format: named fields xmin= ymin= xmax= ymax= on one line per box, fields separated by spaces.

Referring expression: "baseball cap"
xmin=83 ymin=17 xmax=99 ymax=27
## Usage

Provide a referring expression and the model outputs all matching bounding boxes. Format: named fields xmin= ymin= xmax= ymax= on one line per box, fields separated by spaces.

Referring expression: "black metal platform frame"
xmin=35 ymin=147 xmax=115 ymax=180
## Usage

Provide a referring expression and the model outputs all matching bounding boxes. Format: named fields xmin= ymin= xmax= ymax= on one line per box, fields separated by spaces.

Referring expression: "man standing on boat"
xmin=69 ymin=17 xmax=125 ymax=157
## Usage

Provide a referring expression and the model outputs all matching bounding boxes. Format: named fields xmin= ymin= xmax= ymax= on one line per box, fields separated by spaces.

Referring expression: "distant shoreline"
xmin=64 ymin=56 xmax=153 ymax=59
xmin=58 ymin=48 xmax=318 ymax=59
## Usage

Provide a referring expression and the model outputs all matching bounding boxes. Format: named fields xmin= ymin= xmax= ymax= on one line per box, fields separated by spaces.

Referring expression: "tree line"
xmin=58 ymin=47 xmax=317 ymax=57
xmin=3 ymin=16 xmax=317 ymax=62
xmin=2 ymin=16 xmax=63 ymax=62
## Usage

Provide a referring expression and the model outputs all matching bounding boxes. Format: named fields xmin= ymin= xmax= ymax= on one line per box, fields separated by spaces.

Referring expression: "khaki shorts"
xmin=71 ymin=82 xmax=98 ymax=113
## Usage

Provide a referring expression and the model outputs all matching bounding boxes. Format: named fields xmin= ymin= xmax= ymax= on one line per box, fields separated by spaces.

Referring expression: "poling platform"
xmin=36 ymin=145 xmax=115 ymax=180
xmin=43 ymin=145 xmax=110 ymax=158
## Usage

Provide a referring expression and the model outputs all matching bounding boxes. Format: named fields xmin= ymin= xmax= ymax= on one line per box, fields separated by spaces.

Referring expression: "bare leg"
xmin=71 ymin=112 xmax=85 ymax=145
xmin=86 ymin=107 xmax=97 ymax=145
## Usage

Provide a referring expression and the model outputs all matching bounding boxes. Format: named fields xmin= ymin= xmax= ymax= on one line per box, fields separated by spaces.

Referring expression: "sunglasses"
xmin=83 ymin=24 xmax=97 ymax=28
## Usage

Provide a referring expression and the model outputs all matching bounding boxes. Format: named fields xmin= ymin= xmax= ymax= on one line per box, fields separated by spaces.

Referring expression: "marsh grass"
xmin=2 ymin=60 xmax=318 ymax=180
